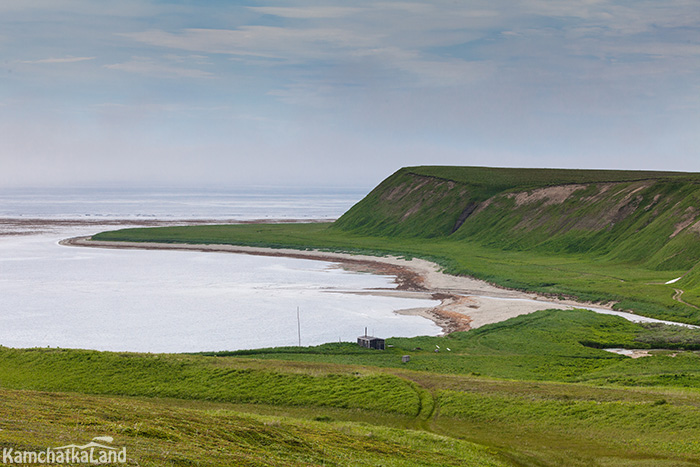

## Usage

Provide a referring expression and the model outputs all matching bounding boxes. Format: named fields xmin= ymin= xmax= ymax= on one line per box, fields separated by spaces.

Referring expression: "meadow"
xmin=0 ymin=388 xmax=507 ymax=467
xmin=3 ymin=310 xmax=700 ymax=465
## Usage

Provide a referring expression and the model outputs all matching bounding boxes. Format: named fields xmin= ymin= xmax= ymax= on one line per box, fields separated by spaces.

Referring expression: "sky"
xmin=1 ymin=0 xmax=699 ymax=189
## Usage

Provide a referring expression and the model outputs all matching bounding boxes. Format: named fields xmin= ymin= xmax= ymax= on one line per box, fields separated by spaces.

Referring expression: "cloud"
xmin=21 ymin=56 xmax=95 ymax=64
xmin=118 ymin=18 xmax=491 ymax=93
xmin=249 ymin=6 xmax=363 ymax=19
xmin=0 ymin=0 xmax=160 ymax=17
xmin=120 ymin=26 xmax=378 ymax=61
xmin=2 ymin=0 xmax=700 ymax=189
xmin=105 ymin=56 xmax=213 ymax=79
xmin=113 ymin=0 xmax=700 ymax=112
xmin=351 ymin=47 xmax=494 ymax=87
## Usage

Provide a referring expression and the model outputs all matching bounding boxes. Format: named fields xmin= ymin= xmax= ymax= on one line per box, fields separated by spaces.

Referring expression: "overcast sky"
xmin=2 ymin=0 xmax=699 ymax=189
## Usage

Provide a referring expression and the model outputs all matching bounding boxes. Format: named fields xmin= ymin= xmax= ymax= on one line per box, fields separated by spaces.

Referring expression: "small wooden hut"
xmin=357 ymin=328 xmax=385 ymax=350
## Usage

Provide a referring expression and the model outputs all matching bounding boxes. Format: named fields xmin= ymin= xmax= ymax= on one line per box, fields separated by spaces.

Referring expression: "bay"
xmin=0 ymin=188 xmax=441 ymax=352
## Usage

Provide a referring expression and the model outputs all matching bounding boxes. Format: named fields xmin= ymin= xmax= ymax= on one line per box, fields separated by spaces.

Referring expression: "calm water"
xmin=0 ymin=187 xmax=366 ymax=220
xmin=0 ymin=189 xmax=441 ymax=352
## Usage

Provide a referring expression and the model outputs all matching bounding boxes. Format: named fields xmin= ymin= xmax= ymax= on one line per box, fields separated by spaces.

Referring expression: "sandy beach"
xmin=62 ymin=235 xmax=612 ymax=334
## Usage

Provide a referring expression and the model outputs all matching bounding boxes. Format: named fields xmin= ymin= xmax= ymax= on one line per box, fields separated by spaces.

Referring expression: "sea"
xmin=0 ymin=187 xmax=441 ymax=353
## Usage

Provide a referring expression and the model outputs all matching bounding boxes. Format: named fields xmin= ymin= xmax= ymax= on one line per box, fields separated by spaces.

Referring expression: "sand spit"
xmin=63 ymin=236 xmax=615 ymax=335
xmin=1 ymin=218 xmax=330 ymax=237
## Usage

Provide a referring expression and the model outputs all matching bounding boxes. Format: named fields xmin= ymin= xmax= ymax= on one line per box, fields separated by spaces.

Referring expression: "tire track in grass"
xmin=395 ymin=376 xmax=438 ymax=432
xmin=673 ymin=288 xmax=699 ymax=309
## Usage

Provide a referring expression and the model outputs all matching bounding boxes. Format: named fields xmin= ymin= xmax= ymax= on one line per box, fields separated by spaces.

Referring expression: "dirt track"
xmin=673 ymin=288 xmax=699 ymax=309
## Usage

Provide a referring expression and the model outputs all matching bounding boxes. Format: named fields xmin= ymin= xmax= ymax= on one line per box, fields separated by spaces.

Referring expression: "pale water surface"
xmin=0 ymin=189 xmax=441 ymax=352
xmin=0 ymin=187 xmax=363 ymax=220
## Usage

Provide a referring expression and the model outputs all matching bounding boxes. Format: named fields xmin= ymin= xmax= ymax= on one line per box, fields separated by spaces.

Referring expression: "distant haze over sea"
xmin=0 ymin=187 xmax=367 ymax=220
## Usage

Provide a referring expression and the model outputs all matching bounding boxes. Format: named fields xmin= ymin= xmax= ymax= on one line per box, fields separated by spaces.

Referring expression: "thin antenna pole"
xmin=297 ymin=306 xmax=301 ymax=347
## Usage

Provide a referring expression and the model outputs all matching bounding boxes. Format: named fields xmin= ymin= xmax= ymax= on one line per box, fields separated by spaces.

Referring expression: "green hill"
xmin=334 ymin=166 xmax=700 ymax=271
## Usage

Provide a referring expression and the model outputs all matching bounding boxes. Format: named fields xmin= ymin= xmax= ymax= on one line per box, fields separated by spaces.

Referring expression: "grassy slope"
xmin=4 ymin=311 xmax=700 ymax=465
xmin=0 ymin=347 xmax=423 ymax=416
xmin=0 ymin=389 xmax=506 ymax=467
xmin=334 ymin=166 xmax=700 ymax=273
xmin=212 ymin=310 xmax=700 ymax=387
xmin=334 ymin=166 xmax=700 ymax=238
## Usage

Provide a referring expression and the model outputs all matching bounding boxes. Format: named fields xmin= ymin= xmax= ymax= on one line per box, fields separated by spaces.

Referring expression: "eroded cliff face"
xmin=461 ymin=179 xmax=700 ymax=269
xmin=334 ymin=170 xmax=476 ymax=238
xmin=334 ymin=167 xmax=700 ymax=271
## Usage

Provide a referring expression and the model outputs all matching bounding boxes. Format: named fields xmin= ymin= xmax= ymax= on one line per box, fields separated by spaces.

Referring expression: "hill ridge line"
xmin=404 ymin=168 xmax=698 ymax=190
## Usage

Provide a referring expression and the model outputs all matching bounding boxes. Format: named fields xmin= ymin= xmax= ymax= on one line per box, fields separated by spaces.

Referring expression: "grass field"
xmin=0 ymin=388 xmax=507 ymax=467
xmin=4 ymin=311 xmax=700 ymax=465
xmin=209 ymin=310 xmax=700 ymax=386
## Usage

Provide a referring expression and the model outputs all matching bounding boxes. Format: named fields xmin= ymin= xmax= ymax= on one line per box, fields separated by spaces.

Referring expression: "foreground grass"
xmin=0 ymin=388 xmax=506 ymax=467
xmin=4 ymin=311 xmax=700 ymax=465
xmin=94 ymin=222 xmax=698 ymax=323
xmin=2 ymin=351 xmax=700 ymax=466
xmin=0 ymin=347 xmax=422 ymax=416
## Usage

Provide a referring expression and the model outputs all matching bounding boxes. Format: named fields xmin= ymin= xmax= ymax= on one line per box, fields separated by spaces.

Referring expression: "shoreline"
xmin=62 ymin=236 xmax=614 ymax=334
xmin=0 ymin=217 xmax=332 ymax=237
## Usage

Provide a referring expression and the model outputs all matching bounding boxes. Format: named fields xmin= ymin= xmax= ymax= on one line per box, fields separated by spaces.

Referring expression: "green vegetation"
xmin=405 ymin=165 xmax=700 ymax=188
xmin=633 ymin=322 xmax=700 ymax=350
xmin=210 ymin=310 xmax=700 ymax=386
xmin=94 ymin=166 xmax=700 ymax=323
xmin=0 ymin=388 xmax=506 ymax=467
xmin=0 ymin=346 xmax=421 ymax=415
xmin=334 ymin=165 xmax=700 ymax=238
xmin=4 ymin=311 xmax=700 ymax=465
